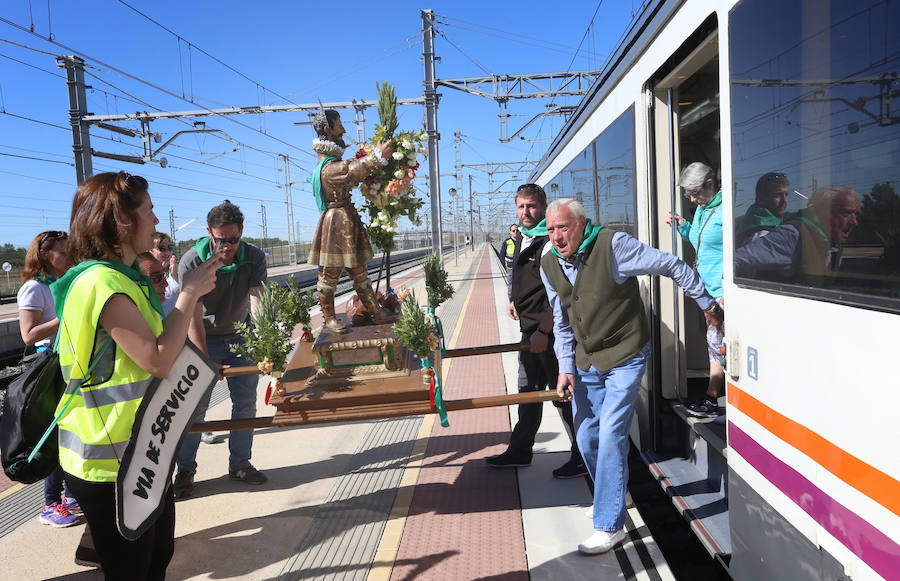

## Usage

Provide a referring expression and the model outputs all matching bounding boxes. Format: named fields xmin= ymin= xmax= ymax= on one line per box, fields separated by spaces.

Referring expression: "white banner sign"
xmin=116 ymin=340 xmax=217 ymax=540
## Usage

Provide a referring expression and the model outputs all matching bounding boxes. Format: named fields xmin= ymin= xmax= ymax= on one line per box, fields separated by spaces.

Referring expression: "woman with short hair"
xmin=667 ymin=162 xmax=725 ymax=418
xmin=53 ymin=171 xmax=220 ymax=580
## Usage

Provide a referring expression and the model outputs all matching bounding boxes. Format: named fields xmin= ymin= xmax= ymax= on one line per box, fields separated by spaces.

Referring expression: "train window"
xmin=730 ymin=0 xmax=900 ymax=311
xmin=545 ymin=107 xmax=637 ymax=235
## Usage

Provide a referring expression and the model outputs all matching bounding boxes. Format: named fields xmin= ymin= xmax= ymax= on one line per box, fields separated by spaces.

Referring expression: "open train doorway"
xmin=648 ymin=20 xmax=721 ymax=421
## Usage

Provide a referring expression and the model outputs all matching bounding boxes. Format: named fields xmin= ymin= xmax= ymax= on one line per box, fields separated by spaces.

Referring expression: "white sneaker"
xmin=585 ymin=505 xmax=594 ymax=518
xmin=578 ymin=529 xmax=627 ymax=555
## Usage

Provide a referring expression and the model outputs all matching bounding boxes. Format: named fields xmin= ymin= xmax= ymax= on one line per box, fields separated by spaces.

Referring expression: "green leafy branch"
xmin=424 ymin=253 xmax=454 ymax=310
xmin=392 ymin=292 xmax=439 ymax=360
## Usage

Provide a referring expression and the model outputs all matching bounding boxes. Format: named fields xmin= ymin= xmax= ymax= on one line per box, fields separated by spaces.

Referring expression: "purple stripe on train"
xmin=728 ymin=423 xmax=900 ymax=580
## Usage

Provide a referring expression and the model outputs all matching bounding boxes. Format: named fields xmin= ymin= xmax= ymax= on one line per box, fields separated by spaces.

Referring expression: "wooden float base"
xmin=195 ymin=339 xmax=557 ymax=433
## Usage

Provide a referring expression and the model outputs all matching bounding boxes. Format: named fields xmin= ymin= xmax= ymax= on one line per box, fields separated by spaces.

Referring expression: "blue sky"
xmin=0 ymin=1 xmax=638 ymax=247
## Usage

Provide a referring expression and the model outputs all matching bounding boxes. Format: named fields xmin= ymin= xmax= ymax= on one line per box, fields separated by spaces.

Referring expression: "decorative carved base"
xmin=309 ymin=315 xmax=410 ymax=386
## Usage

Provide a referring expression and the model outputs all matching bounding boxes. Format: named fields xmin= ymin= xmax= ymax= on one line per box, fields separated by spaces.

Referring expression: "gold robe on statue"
xmin=308 ymin=153 xmax=382 ymax=269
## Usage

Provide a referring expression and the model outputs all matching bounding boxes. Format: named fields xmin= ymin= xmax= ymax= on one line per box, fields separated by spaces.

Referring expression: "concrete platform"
xmin=0 ymin=245 xmax=673 ymax=580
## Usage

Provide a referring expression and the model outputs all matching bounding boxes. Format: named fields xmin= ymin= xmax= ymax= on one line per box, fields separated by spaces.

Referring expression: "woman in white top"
xmin=150 ymin=232 xmax=179 ymax=316
xmin=17 ymin=230 xmax=83 ymax=527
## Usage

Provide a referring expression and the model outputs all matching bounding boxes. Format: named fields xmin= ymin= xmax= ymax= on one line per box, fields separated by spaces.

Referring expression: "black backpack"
xmin=0 ymin=350 xmax=65 ymax=484
xmin=0 ymin=337 xmax=113 ymax=484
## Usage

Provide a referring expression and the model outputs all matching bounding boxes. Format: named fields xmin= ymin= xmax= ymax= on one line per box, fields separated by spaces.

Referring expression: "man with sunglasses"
xmin=173 ymin=200 xmax=269 ymax=497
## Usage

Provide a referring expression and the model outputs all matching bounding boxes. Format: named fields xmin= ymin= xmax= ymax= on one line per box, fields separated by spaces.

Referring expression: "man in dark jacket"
xmin=485 ymin=184 xmax=585 ymax=478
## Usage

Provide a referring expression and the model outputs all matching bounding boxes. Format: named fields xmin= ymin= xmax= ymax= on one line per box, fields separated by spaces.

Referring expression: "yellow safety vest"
xmin=56 ymin=265 xmax=163 ymax=482
xmin=505 ymin=238 xmax=516 ymax=259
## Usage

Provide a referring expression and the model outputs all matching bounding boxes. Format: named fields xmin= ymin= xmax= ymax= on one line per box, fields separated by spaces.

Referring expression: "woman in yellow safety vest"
xmin=52 ymin=171 xmax=220 ymax=580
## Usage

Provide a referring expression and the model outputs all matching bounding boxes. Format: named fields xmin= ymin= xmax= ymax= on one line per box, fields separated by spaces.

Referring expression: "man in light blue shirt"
xmin=539 ymin=198 xmax=721 ymax=555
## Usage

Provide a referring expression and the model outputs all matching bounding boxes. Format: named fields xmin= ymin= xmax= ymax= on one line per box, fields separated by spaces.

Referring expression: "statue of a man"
xmin=308 ymin=109 xmax=394 ymax=334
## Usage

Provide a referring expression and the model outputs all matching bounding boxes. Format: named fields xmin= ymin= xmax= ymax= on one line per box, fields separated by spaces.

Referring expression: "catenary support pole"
xmin=58 ymin=55 xmax=92 ymax=184
xmin=422 ymin=9 xmax=443 ymax=258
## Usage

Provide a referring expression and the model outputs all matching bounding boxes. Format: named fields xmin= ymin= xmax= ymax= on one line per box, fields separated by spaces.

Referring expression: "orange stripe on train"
xmin=727 ymin=382 xmax=900 ymax=518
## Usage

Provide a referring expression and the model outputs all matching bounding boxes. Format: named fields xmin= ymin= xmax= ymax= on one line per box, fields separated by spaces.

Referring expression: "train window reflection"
xmin=546 ymin=107 xmax=637 ymax=235
xmin=730 ymin=0 xmax=900 ymax=308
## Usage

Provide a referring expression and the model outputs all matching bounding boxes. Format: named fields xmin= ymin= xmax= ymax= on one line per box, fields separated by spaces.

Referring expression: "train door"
xmin=648 ymin=21 xmax=721 ymax=418
xmin=643 ymin=15 xmax=733 ymax=559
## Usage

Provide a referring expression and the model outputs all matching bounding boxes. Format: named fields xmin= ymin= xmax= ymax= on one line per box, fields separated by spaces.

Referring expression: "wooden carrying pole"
xmin=189 ymin=388 xmax=562 ymax=433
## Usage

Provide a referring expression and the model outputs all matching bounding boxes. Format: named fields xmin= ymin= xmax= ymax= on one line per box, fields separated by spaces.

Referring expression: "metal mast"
xmin=58 ymin=56 xmax=92 ymax=184
xmin=422 ymin=9 xmax=443 ymax=257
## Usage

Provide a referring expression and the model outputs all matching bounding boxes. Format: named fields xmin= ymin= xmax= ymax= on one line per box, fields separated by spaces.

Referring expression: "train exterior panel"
xmin=530 ymin=1 xmax=900 ymax=579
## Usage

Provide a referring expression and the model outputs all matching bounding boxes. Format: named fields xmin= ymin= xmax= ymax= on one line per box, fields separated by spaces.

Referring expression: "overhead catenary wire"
xmin=115 ymin=0 xmax=300 ymax=108
xmin=0 ymin=16 xmax=314 ymax=158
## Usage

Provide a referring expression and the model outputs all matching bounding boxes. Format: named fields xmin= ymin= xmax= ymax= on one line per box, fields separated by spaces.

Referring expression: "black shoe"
xmin=173 ymin=470 xmax=195 ymax=499
xmin=229 ymin=464 xmax=267 ymax=485
xmin=552 ymin=457 xmax=588 ymax=479
xmin=74 ymin=544 xmax=101 ymax=568
xmin=485 ymin=450 xmax=532 ymax=468
xmin=685 ymin=398 xmax=720 ymax=419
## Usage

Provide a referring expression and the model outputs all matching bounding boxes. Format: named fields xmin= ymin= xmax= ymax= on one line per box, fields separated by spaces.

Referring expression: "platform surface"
xmin=0 ymin=246 xmax=673 ymax=580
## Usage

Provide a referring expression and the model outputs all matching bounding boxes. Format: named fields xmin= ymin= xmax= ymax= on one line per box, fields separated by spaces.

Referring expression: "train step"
xmin=644 ymin=398 xmax=731 ymax=558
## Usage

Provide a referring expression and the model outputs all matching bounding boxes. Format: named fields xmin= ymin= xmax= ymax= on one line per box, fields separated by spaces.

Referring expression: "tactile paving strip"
xmin=278 ymin=416 xmax=422 ymax=581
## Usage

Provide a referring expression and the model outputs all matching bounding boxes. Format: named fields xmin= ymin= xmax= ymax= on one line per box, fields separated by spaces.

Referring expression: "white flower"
xmin=378 ymin=210 xmax=389 ymax=221
xmin=384 ymin=225 xmax=395 ymax=233
xmin=394 ymin=169 xmax=405 ymax=179
xmin=407 ymin=159 xmax=417 ymax=167
xmin=401 ymin=140 xmax=412 ymax=149
xmin=407 ymin=152 xmax=417 ymax=160
xmin=392 ymin=151 xmax=404 ymax=160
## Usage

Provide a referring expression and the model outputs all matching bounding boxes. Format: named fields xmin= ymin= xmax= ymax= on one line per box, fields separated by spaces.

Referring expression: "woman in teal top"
xmin=667 ymin=162 xmax=725 ymax=418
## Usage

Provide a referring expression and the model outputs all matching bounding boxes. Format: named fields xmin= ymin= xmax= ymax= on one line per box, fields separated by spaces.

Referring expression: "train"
xmin=528 ymin=0 xmax=899 ymax=579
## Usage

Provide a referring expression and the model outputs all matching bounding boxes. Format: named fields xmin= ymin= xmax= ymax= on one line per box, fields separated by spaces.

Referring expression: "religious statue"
xmin=308 ymin=109 xmax=394 ymax=334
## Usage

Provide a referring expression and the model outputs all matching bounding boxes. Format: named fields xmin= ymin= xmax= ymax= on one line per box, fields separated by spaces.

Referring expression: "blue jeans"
xmin=43 ymin=466 xmax=72 ymax=505
xmin=572 ymin=342 xmax=650 ymax=532
xmin=176 ymin=335 xmax=258 ymax=473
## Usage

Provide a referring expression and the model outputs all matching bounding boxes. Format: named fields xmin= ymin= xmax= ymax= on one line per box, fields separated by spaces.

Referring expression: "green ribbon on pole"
xmin=422 ymin=355 xmax=448 ymax=427
xmin=428 ymin=307 xmax=447 ymax=357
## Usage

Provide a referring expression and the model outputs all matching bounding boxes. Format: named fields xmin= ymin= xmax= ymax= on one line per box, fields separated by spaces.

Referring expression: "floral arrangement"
xmin=231 ymin=279 xmax=316 ymax=403
xmin=357 ymin=82 xmax=426 ymax=253
xmin=392 ymin=291 xmax=449 ymax=427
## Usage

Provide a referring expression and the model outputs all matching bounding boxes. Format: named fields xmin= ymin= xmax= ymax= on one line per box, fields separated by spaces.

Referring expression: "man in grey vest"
xmin=486 ymin=184 xmax=585 ymax=478
xmin=540 ymin=198 xmax=722 ymax=555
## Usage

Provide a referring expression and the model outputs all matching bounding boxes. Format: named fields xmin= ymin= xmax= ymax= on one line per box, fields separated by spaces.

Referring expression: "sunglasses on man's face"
xmin=212 ymin=235 xmax=241 ymax=245
xmin=148 ymin=272 xmax=167 ymax=284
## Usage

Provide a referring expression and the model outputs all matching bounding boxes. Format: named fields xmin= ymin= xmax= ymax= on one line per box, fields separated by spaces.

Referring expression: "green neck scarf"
xmin=703 ymin=189 xmax=723 ymax=210
xmin=308 ymin=156 xmax=338 ymax=212
xmin=789 ymin=208 xmax=830 ymax=242
xmin=736 ymin=203 xmax=783 ymax=235
xmin=551 ymin=219 xmax=604 ymax=259
xmin=34 ymin=274 xmax=56 ymax=285
xmin=51 ymin=259 xmax=164 ymax=320
xmin=520 ymin=218 xmax=547 ymax=237
xmin=193 ymin=236 xmax=250 ymax=282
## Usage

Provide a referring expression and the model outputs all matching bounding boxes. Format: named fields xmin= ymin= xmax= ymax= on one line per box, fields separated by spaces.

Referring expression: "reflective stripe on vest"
xmin=56 ymin=265 xmax=163 ymax=482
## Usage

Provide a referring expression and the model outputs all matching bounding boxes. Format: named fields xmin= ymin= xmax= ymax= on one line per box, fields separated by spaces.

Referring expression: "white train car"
xmin=529 ymin=1 xmax=899 ymax=579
